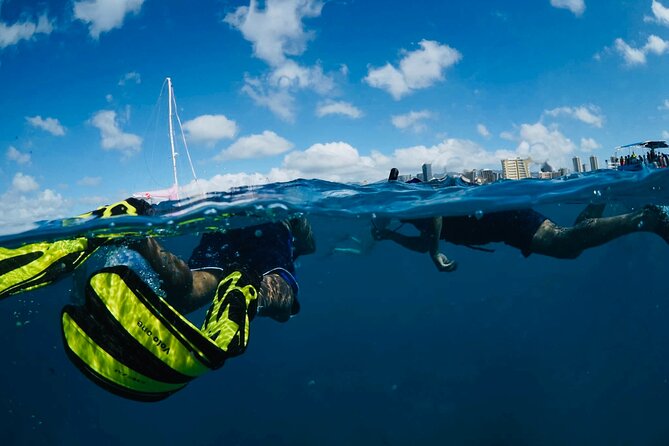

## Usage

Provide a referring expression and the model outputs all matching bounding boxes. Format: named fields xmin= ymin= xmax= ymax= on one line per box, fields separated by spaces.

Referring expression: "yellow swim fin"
xmin=1 ymin=197 xmax=155 ymax=299
xmin=61 ymin=265 xmax=258 ymax=401
xmin=75 ymin=197 xmax=155 ymax=220
xmin=0 ymin=237 xmax=105 ymax=299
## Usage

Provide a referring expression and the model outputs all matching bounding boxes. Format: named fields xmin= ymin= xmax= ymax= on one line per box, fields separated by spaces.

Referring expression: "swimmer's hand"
xmin=431 ymin=252 xmax=457 ymax=272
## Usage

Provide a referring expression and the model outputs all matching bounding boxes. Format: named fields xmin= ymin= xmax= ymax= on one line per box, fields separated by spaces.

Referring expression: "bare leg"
xmin=530 ymin=205 xmax=669 ymax=259
xmin=130 ymin=238 xmax=221 ymax=313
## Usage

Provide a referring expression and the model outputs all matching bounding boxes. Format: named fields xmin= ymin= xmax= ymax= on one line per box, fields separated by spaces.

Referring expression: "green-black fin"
xmin=0 ymin=237 xmax=105 ymax=299
xmin=61 ymin=265 xmax=258 ymax=402
xmin=1 ymin=197 xmax=155 ymax=299
xmin=76 ymin=197 xmax=155 ymax=220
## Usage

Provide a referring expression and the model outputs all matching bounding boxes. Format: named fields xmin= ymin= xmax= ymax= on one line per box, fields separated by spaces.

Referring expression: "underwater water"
xmin=2 ymin=169 xmax=669 ymax=445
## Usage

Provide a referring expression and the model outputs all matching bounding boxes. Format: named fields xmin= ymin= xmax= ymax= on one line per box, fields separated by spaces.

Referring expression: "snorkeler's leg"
xmin=130 ymin=237 xmax=223 ymax=313
xmin=530 ymin=206 xmax=667 ymax=259
xmin=131 ymin=238 xmax=193 ymax=295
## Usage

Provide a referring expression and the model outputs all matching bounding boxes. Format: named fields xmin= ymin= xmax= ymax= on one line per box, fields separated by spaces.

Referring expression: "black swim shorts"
xmin=439 ymin=209 xmax=548 ymax=257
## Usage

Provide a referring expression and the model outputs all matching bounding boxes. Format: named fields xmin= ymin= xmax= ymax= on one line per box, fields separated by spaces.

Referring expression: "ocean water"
xmin=2 ymin=169 xmax=669 ymax=445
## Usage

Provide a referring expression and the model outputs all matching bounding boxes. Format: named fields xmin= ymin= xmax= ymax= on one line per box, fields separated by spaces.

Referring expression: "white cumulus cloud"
xmin=389 ymin=139 xmax=506 ymax=175
xmin=0 ymin=180 xmax=67 ymax=235
xmin=26 ymin=115 xmax=66 ymax=136
xmin=660 ymin=99 xmax=669 ymax=110
xmin=651 ymin=0 xmax=669 ymax=26
xmin=544 ymin=105 xmax=604 ymax=127
xmin=118 ymin=71 xmax=141 ymax=86
xmin=12 ymin=172 xmax=39 ymax=192
xmin=477 ymin=124 xmax=491 ymax=138
xmin=215 ymin=130 xmax=293 ymax=161
xmin=179 ymin=123 xmax=590 ymax=189
xmin=224 ymin=0 xmax=323 ymax=66
xmin=615 ymin=35 xmax=669 ymax=65
xmin=391 ymin=110 xmax=433 ymax=132
xmin=504 ymin=122 xmax=578 ymax=169
xmin=90 ymin=110 xmax=142 ymax=156
xmin=179 ymin=168 xmax=300 ymax=197
xmin=283 ymin=142 xmax=378 ymax=179
xmin=74 ymin=0 xmax=145 ymax=39
xmin=550 ymin=0 xmax=585 ymax=16
xmin=241 ymin=75 xmax=296 ymax=121
xmin=225 ymin=0 xmax=333 ymax=120
xmin=580 ymin=137 xmax=601 ymax=151
xmin=183 ymin=114 xmax=238 ymax=146
xmin=316 ymin=101 xmax=363 ymax=119
xmin=365 ymin=40 xmax=462 ymax=100
xmin=6 ymin=146 xmax=31 ymax=165
xmin=0 ymin=15 xmax=53 ymax=49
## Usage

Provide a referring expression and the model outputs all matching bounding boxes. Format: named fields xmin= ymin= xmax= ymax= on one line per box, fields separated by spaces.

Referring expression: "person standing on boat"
xmin=372 ymin=168 xmax=669 ymax=272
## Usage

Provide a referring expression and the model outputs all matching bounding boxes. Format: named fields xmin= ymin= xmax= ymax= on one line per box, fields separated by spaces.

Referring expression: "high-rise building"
xmin=462 ymin=169 xmax=476 ymax=182
xmin=589 ymin=155 xmax=599 ymax=171
xmin=422 ymin=163 xmax=433 ymax=181
xmin=501 ymin=158 xmax=531 ymax=180
xmin=480 ymin=169 xmax=498 ymax=184
xmin=572 ymin=156 xmax=583 ymax=173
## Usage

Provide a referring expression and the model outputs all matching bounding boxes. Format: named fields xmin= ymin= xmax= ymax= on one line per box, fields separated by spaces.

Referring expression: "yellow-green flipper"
xmin=61 ymin=265 xmax=258 ymax=401
xmin=0 ymin=197 xmax=154 ymax=299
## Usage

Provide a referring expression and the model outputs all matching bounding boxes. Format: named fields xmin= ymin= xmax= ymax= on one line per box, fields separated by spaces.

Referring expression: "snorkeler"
xmin=0 ymin=197 xmax=316 ymax=401
xmin=372 ymin=168 xmax=669 ymax=272
xmin=62 ymin=215 xmax=315 ymax=401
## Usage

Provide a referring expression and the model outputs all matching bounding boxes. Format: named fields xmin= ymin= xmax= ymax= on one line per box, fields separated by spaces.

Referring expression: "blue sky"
xmin=1 ymin=0 xmax=669 ymax=229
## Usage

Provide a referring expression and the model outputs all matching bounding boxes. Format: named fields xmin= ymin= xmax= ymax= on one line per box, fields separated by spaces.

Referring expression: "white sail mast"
xmin=167 ymin=77 xmax=179 ymax=200
xmin=134 ymin=77 xmax=201 ymax=202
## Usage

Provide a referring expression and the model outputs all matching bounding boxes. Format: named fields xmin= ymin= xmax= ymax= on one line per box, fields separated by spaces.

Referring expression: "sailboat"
xmin=134 ymin=77 xmax=199 ymax=202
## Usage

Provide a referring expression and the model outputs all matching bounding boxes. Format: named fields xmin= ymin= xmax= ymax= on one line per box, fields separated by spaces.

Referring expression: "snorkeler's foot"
xmin=643 ymin=204 xmax=669 ymax=244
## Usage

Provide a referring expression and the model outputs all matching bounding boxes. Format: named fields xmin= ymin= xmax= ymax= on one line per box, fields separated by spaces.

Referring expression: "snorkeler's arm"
xmin=372 ymin=217 xmax=456 ymax=272
xmin=427 ymin=217 xmax=457 ymax=273
xmin=131 ymin=238 xmax=221 ymax=313
xmin=372 ymin=226 xmax=430 ymax=252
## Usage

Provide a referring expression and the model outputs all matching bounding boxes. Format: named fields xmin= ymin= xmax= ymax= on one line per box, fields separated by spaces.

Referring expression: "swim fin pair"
xmin=62 ymin=265 xmax=258 ymax=401
xmin=0 ymin=198 xmax=154 ymax=300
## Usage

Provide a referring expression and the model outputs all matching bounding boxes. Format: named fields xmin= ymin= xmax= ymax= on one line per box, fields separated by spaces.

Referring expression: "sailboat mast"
xmin=167 ymin=77 xmax=179 ymax=200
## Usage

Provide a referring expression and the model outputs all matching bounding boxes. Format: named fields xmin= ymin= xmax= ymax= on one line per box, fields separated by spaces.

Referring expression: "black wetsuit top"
xmin=409 ymin=209 xmax=547 ymax=257
xmin=188 ymin=222 xmax=295 ymax=274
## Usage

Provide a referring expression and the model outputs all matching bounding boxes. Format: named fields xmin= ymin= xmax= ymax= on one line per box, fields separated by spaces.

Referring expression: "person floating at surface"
xmin=0 ymin=194 xmax=317 ymax=401
xmin=372 ymin=168 xmax=669 ymax=272
xmin=132 ymin=217 xmax=316 ymax=321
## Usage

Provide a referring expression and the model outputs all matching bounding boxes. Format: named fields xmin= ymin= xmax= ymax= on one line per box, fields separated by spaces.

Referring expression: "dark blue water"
xmin=3 ymin=170 xmax=669 ymax=445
